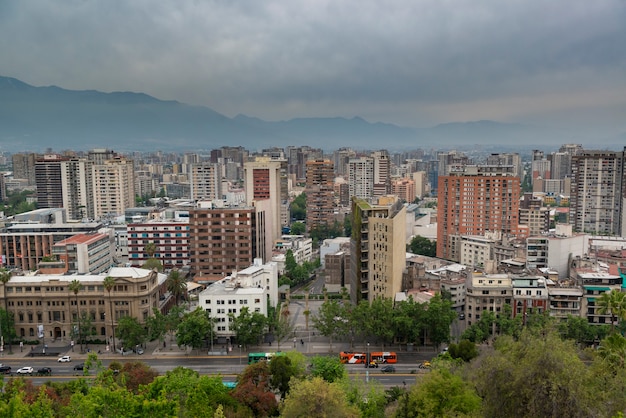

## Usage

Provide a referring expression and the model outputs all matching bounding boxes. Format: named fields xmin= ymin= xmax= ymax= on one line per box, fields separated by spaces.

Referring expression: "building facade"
xmin=437 ymin=165 xmax=521 ymax=262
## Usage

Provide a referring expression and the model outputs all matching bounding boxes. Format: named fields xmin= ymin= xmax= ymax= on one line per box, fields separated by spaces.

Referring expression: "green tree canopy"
xmin=116 ymin=316 xmax=147 ymax=351
xmin=309 ymin=355 xmax=347 ymax=383
xmin=176 ymin=308 xmax=213 ymax=352
xmin=230 ymin=306 xmax=266 ymax=348
xmin=281 ymin=377 xmax=359 ymax=418
xmin=408 ymin=235 xmax=437 ymax=257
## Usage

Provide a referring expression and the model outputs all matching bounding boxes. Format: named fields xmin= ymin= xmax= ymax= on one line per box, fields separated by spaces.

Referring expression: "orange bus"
xmin=339 ymin=351 xmax=367 ymax=364
xmin=370 ymin=351 xmax=398 ymax=364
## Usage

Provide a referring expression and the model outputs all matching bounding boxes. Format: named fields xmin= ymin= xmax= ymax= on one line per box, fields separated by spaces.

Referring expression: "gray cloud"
xmin=1 ymin=0 xmax=625 ymax=133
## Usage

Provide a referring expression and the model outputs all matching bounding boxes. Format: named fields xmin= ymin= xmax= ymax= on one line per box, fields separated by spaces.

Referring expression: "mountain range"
xmin=0 ymin=76 xmax=621 ymax=153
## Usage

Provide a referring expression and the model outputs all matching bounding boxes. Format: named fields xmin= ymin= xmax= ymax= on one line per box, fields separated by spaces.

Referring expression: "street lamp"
xmin=366 ymin=342 xmax=370 ymax=367
xmin=238 ymin=344 xmax=242 ymax=366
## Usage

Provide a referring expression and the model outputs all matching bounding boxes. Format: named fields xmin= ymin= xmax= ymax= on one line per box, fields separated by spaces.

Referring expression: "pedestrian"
xmin=300 ymin=339 xmax=304 ymax=345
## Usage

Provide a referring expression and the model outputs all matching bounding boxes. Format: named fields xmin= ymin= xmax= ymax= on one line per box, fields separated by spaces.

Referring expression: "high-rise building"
xmin=486 ymin=153 xmax=522 ymax=180
xmin=391 ymin=178 xmax=415 ymax=203
xmin=350 ymin=196 xmax=406 ymax=303
xmin=437 ymin=165 xmax=522 ymax=261
xmin=92 ymin=156 xmax=135 ymax=219
xmin=190 ymin=162 xmax=223 ymax=201
xmin=244 ymin=157 xmax=287 ymax=241
xmin=371 ymin=150 xmax=391 ymax=197
xmin=348 ymin=157 xmax=374 ymax=200
xmin=305 ymin=159 xmax=335 ymax=232
xmin=570 ymin=148 xmax=626 ymax=236
xmin=333 ymin=148 xmax=356 ymax=177
xmin=12 ymin=153 xmax=37 ymax=185
xmin=189 ymin=202 xmax=267 ymax=276
xmin=35 ymin=154 xmax=66 ymax=210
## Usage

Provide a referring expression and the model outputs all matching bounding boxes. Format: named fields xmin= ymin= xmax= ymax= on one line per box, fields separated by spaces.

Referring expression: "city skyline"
xmin=1 ymin=1 xmax=625 ymax=141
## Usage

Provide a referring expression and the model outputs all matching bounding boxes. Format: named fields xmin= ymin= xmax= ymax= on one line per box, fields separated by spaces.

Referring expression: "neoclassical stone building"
xmin=1 ymin=267 xmax=168 ymax=344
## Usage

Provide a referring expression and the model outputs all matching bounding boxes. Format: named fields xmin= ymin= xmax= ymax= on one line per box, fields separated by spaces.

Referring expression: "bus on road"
xmin=248 ymin=352 xmax=285 ymax=364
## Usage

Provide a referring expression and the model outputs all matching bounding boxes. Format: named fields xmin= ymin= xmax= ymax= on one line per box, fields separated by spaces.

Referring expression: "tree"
xmin=69 ymin=279 xmax=83 ymax=352
xmin=309 ymin=355 xmax=347 ymax=383
xmin=596 ymin=289 xmax=626 ymax=333
xmin=597 ymin=333 xmax=626 ymax=369
xmin=408 ymin=235 xmax=437 ymax=257
xmin=393 ymin=296 xmax=428 ymax=345
xmin=166 ymin=269 xmax=187 ymax=306
xmin=424 ymin=294 xmax=456 ymax=349
xmin=367 ymin=297 xmax=396 ymax=348
xmin=290 ymin=221 xmax=305 ymax=235
xmin=447 ymin=340 xmax=478 ymax=362
xmin=281 ymin=377 xmax=359 ymax=418
xmin=267 ymin=302 xmax=294 ymax=351
xmin=103 ymin=275 xmax=117 ymax=351
xmin=232 ymin=362 xmax=278 ymax=417
xmin=269 ymin=354 xmax=299 ymax=399
xmin=290 ymin=193 xmax=306 ymax=221
xmin=144 ymin=242 xmax=157 ymax=258
xmin=176 ymin=308 xmax=212 ymax=353
xmin=0 ymin=269 xmax=12 ymax=353
xmin=230 ymin=306 xmax=266 ymax=349
xmin=142 ymin=258 xmax=164 ymax=272
xmin=472 ymin=331 xmax=599 ymax=418
xmin=312 ymin=300 xmax=346 ymax=352
xmin=145 ymin=307 xmax=167 ymax=343
xmin=405 ymin=368 xmax=481 ymax=418
xmin=116 ymin=316 xmax=146 ymax=351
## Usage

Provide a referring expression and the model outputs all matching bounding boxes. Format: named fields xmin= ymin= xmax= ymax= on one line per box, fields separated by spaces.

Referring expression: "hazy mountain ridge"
xmin=1 ymin=76 xmax=621 ymax=152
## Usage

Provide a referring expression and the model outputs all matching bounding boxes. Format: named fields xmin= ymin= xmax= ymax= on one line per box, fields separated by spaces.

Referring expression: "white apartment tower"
xmin=190 ymin=162 xmax=223 ymax=201
xmin=348 ymin=157 xmax=374 ymax=200
xmin=92 ymin=156 xmax=135 ymax=219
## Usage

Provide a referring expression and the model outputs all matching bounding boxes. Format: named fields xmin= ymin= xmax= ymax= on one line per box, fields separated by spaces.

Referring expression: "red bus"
xmin=370 ymin=351 xmax=398 ymax=364
xmin=340 ymin=351 xmax=397 ymax=364
xmin=339 ymin=352 xmax=367 ymax=364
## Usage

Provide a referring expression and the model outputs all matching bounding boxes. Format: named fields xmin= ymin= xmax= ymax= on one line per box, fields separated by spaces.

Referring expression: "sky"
xmin=1 ymin=1 xmax=625 ymax=135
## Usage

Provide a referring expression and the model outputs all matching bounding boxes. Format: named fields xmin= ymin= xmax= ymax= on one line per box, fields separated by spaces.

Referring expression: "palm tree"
xmin=103 ymin=276 xmax=117 ymax=351
xmin=0 ymin=269 xmax=12 ymax=353
xmin=596 ymin=289 xmax=626 ymax=333
xmin=69 ymin=279 xmax=83 ymax=352
xmin=166 ymin=269 xmax=187 ymax=306
xmin=597 ymin=333 xmax=626 ymax=369
xmin=145 ymin=242 xmax=157 ymax=259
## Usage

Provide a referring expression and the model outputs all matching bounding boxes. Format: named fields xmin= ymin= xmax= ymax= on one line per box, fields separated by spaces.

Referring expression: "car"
xmin=0 ymin=365 xmax=11 ymax=374
xmin=58 ymin=355 xmax=71 ymax=363
xmin=73 ymin=363 xmax=85 ymax=371
xmin=458 ymin=313 xmax=465 ymax=320
xmin=37 ymin=367 xmax=52 ymax=376
xmin=365 ymin=360 xmax=378 ymax=368
xmin=381 ymin=365 xmax=396 ymax=373
xmin=418 ymin=361 xmax=431 ymax=369
xmin=16 ymin=366 xmax=34 ymax=375
xmin=136 ymin=348 xmax=144 ymax=355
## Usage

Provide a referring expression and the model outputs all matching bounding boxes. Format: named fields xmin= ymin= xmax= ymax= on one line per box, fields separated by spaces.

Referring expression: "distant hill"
xmin=0 ymin=75 xmax=616 ymax=152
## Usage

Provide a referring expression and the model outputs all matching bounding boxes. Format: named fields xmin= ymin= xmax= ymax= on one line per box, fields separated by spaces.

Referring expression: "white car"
xmin=58 ymin=355 xmax=71 ymax=363
xmin=16 ymin=366 xmax=34 ymax=374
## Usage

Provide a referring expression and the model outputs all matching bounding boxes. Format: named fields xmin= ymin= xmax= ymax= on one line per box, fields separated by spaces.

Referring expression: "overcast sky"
xmin=1 ymin=1 xmax=625 ymax=134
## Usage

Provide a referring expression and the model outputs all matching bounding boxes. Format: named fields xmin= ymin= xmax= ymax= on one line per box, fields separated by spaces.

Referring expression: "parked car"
xmin=458 ymin=313 xmax=465 ymax=320
xmin=16 ymin=366 xmax=34 ymax=375
xmin=381 ymin=365 xmax=396 ymax=373
xmin=37 ymin=367 xmax=52 ymax=376
xmin=136 ymin=348 xmax=144 ymax=355
xmin=0 ymin=365 xmax=11 ymax=374
xmin=73 ymin=363 xmax=85 ymax=371
xmin=58 ymin=355 xmax=71 ymax=362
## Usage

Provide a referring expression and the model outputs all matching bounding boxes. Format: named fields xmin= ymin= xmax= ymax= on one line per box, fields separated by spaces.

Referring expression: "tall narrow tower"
xmin=570 ymin=148 xmax=626 ymax=236
xmin=305 ymin=159 xmax=335 ymax=232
